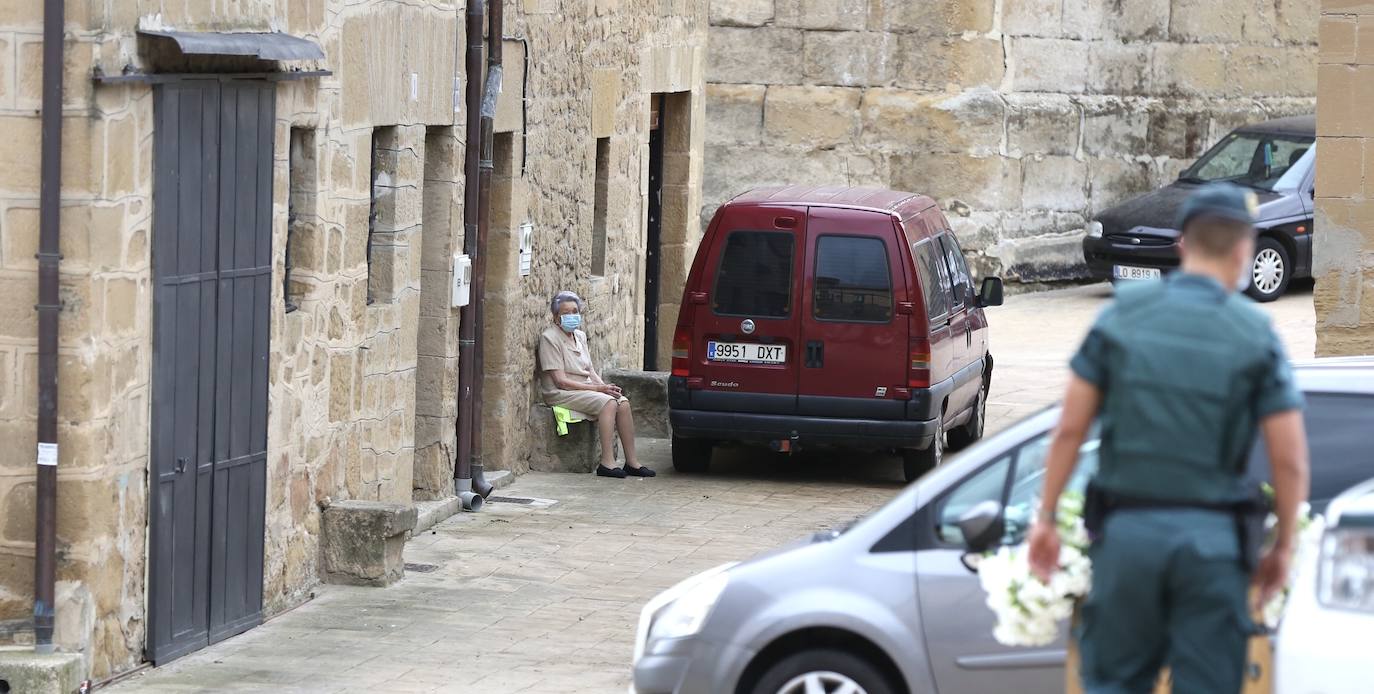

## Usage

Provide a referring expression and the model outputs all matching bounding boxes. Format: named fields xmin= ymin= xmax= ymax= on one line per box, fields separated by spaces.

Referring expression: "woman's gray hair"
xmin=550 ymin=290 xmax=584 ymax=316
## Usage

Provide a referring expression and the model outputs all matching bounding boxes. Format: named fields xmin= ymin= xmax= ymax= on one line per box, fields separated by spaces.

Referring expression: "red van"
xmin=668 ymin=186 xmax=1004 ymax=482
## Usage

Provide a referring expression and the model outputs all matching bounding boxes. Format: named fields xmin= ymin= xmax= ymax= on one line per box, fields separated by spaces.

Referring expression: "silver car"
xmin=631 ymin=358 xmax=1374 ymax=694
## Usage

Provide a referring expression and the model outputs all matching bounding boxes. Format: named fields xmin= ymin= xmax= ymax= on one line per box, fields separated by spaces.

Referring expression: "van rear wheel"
xmin=671 ymin=435 xmax=713 ymax=474
xmin=902 ymin=418 xmax=942 ymax=482
xmin=946 ymin=381 xmax=987 ymax=451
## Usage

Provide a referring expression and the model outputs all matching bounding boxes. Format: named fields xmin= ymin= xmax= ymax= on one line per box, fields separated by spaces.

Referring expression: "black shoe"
xmin=596 ymin=464 xmax=627 ymax=478
xmin=625 ymin=465 xmax=656 ymax=477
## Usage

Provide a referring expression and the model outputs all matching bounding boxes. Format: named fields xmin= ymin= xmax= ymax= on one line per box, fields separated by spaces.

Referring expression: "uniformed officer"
xmin=1027 ymin=183 xmax=1311 ymax=694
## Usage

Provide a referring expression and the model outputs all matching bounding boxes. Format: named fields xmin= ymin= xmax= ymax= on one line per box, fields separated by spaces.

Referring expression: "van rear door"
xmin=688 ymin=204 xmax=805 ymax=415
xmin=797 ymin=207 xmax=909 ymax=420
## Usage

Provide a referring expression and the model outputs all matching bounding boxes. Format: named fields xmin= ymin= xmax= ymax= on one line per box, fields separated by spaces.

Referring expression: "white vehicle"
xmin=1276 ymin=477 xmax=1374 ymax=693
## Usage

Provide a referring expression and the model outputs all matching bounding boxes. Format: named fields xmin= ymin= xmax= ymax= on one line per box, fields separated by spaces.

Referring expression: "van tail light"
xmin=671 ymin=326 xmax=692 ymax=377
xmin=908 ymin=337 xmax=931 ymax=389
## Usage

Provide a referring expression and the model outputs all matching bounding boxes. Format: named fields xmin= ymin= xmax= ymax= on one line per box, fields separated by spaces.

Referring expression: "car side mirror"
xmin=976 ymin=277 xmax=1004 ymax=308
xmin=958 ymin=500 xmax=1006 ymax=554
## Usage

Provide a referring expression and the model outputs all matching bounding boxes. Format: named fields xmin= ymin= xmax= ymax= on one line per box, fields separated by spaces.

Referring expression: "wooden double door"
xmin=147 ymin=78 xmax=273 ymax=664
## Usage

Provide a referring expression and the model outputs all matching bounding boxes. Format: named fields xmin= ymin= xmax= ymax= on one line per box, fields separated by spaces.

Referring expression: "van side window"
xmin=813 ymin=235 xmax=892 ymax=323
xmin=712 ymin=230 xmax=795 ymax=318
xmin=914 ymin=241 xmax=950 ymax=320
xmin=938 ymin=233 xmax=973 ymax=309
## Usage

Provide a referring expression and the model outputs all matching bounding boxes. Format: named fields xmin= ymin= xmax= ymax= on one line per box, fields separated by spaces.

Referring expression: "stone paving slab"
xmin=107 ymin=282 xmax=1316 ymax=693
xmin=110 ymin=437 xmax=903 ymax=693
xmin=984 ymin=281 xmax=1315 ymax=433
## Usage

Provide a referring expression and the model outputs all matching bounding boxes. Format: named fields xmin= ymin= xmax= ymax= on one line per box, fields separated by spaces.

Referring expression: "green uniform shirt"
xmin=1070 ymin=273 xmax=1303 ymax=504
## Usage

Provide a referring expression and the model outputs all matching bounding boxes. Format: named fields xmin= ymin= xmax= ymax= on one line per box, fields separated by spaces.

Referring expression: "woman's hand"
xmin=598 ymin=384 xmax=622 ymax=396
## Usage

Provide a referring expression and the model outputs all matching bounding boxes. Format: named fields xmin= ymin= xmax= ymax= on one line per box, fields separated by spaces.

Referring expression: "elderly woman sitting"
xmin=538 ymin=291 xmax=655 ymax=478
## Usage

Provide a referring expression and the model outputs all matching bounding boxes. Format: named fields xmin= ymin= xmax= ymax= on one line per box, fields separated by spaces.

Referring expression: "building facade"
xmin=0 ymin=0 xmax=705 ymax=680
xmin=704 ymin=0 xmax=1318 ymax=281
xmin=1315 ymin=0 xmax=1374 ymax=356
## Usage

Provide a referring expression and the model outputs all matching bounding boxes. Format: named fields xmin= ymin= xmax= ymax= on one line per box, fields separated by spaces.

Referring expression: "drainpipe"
xmin=454 ymin=0 xmax=485 ymax=512
xmin=33 ymin=0 xmax=64 ymax=653
xmin=469 ymin=0 xmax=502 ymax=500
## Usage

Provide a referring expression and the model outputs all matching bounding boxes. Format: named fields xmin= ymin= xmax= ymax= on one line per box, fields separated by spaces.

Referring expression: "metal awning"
xmin=138 ymin=30 xmax=326 ymax=61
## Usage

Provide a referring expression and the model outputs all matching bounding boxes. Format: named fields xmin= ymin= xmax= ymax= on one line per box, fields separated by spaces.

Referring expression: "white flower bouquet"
xmin=977 ymin=492 xmax=1093 ymax=647
xmin=977 ymin=491 xmax=1320 ymax=648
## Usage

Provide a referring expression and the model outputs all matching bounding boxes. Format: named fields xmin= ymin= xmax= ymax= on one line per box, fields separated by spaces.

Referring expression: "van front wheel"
xmin=902 ymin=418 xmax=943 ymax=482
xmin=671 ymin=435 xmax=713 ymax=474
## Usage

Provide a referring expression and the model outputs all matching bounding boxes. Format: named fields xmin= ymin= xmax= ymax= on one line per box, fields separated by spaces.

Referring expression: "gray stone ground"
xmin=108 ymin=282 xmax=1315 ymax=693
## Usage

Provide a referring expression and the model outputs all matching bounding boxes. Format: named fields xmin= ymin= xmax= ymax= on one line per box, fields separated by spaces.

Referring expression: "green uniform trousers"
xmin=1075 ymin=509 xmax=1254 ymax=694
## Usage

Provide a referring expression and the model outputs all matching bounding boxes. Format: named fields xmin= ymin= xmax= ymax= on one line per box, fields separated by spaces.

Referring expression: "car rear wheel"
xmin=750 ymin=649 xmax=894 ymax=694
xmin=671 ymin=435 xmax=712 ymax=474
xmin=1245 ymin=236 xmax=1291 ymax=303
xmin=902 ymin=417 xmax=942 ymax=482
xmin=946 ymin=380 xmax=987 ymax=452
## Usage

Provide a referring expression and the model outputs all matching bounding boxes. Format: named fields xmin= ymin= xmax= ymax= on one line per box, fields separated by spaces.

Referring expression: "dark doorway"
xmin=148 ymin=78 xmax=273 ymax=664
xmin=643 ymin=94 xmax=666 ymax=370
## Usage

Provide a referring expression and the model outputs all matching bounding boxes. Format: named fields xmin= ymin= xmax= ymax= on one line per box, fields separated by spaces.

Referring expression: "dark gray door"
xmin=149 ymin=78 xmax=273 ymax=664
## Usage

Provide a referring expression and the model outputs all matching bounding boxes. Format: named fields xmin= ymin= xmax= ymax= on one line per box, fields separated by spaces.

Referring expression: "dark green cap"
xmin=1176 ymin=182 xmax=1260 ymax=230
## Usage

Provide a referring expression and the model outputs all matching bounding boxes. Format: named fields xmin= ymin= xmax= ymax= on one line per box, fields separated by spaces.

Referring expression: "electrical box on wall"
xmin=452 ymin=254 xmax=472 ymax=308
xmin=518 ymin=222 xmax=533 ymax=277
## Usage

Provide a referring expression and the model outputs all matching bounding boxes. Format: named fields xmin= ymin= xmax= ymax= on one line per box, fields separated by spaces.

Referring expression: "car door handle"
xmin=805 ymin=340 xmax=824 ymax=368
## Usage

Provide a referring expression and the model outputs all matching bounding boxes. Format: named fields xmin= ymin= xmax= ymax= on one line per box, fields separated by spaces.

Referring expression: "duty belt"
xmin=1083 ymin=481 xmax=1270 ymax=574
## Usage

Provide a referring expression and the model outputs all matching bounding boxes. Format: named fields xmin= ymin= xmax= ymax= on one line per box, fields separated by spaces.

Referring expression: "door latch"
xmin=175 ymin=457 xmax=188 ymax=474
xmin=805 ymin=340 xmax=824 ymax=368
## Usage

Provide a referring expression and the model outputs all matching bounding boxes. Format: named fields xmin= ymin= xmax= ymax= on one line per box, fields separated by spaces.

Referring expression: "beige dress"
xmin=538 ymin=324 xmax=628 ymax=419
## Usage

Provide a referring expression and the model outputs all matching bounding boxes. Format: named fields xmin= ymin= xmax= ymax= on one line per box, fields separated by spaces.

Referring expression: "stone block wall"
xmin=475 ymin=3 xmax=707 ymax=477
xmin=0 ymin=0 xmax=159 ymax=677
xmin=0 ymin=0 xmax=706 ymax=682
xmin=706 ymin=0 xmax=1318 ymax=281
xmin=1314 ymin=0 xmax=1374 ymax=355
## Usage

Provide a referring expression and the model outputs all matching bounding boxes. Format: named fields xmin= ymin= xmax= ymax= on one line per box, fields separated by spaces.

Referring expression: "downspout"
xmin=454 ymin=0 xmax=486 ymax=512
xmin=33 ymin=0 xmax=64 ymax=653
xmin=469 ymin=0 xmax=502 ymax=500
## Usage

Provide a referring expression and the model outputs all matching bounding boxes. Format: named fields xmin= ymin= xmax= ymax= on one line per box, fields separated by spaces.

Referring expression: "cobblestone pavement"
xmin=109 ymin=282 xmax=1315 ymax=693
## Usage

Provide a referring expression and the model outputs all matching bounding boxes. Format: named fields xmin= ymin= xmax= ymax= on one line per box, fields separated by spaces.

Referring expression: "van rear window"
xmin=712 ymin=231 xmax=794 ymax=317
xmin=813 ymin=236 xmax=892 ymax=322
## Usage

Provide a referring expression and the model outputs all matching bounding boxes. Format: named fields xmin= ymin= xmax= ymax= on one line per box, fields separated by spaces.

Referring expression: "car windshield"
xmin=1181 ymin=132 xmax=1314 ymax=192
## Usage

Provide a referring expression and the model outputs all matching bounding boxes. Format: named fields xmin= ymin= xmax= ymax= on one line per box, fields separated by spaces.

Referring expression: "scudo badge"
xmin=741 ymin=319 xmax=756 ymax=335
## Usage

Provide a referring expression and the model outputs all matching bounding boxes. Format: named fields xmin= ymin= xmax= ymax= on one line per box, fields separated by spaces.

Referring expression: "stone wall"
xmin=1314 ymin=0 xmax=1374 ymax=356
xmin=475 ymin=3 xmax=707 ymax=477
xmin=0 ymin=0 xmax=706 ymax=681
xmin=705 ymin=0 xmax=1318 ymax=281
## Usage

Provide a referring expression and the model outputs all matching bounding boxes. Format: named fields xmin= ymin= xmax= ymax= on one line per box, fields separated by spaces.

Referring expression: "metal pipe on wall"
xmin=469 ymin=0 xmax=502 ymax=500
xmin=33 ymin=0 xmax=65 ymax=653
xmin=455 ymin=0 xmax=486 ymax=512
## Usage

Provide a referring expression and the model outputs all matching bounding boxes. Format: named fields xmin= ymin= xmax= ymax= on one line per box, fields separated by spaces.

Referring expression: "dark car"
xmin=1083 ymin=115 xmax=1315 ymax=302
xmin=668 ymin=186 xmax=1003 ymax=482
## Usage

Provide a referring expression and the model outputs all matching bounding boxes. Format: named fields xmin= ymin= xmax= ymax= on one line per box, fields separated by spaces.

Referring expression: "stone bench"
xmin=602 ymin=368 xmax=670 ymax=439
xmin=526 ymin=370 xmax=668 ymax=474
xmin=528 ymin=404 xmax=611 ymax=474
xmin=321 ymin=500 xmax=417 ymax=587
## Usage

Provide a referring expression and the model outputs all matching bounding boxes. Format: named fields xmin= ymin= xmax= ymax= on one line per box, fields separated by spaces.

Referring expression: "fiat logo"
xmin=741 ymin=319 xmax=756 ymax=335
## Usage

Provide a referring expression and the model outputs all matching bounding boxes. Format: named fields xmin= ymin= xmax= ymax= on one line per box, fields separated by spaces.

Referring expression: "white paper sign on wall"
xmin=452 ymin=253 xmax=472 ymax=307
xmin=36 ymin=443 xmax=57 ymax=467
xmin=518 ymin=222 xmax=534 ymax=277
